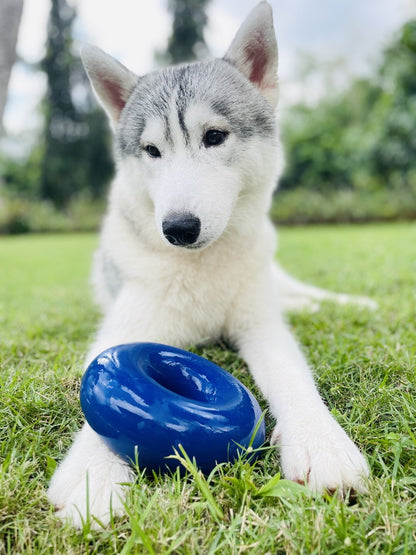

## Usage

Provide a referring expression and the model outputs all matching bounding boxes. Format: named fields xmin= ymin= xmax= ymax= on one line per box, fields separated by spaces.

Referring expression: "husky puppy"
xmin=48 ymin=1 xmax=372 ymax=527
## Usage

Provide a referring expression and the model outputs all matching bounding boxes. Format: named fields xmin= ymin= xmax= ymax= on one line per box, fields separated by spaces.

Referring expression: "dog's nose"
xmin=162 ymin=214 xmax=201 ymax=247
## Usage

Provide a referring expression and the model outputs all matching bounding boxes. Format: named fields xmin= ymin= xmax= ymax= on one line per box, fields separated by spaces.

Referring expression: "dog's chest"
xmin=126 ymin=246 xmax=245 ymax=339
xmin=148 ymin=252 xmax=240 ymax=313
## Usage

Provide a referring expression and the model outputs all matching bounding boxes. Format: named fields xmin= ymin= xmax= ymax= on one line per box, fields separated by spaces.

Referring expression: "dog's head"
xmin=81 ymin=1 xmax=280 ymax=250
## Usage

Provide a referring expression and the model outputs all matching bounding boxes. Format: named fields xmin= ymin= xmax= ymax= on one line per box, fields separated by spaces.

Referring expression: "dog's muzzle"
xmin=162 ymin=213 xmax=201 ymax=247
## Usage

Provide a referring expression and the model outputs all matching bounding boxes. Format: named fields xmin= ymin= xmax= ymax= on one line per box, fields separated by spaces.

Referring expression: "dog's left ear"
xmin=224 ymin=1 xmax=278 ymax=108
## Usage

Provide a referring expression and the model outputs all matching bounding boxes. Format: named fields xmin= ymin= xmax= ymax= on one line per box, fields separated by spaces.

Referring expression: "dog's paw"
xmin=48 ymin=424 xmax=134 ymax=528
xmin=48 ymin=458 xmax=134 ymax=529
xmin=271 ymin=417 xmax=369 ymax=496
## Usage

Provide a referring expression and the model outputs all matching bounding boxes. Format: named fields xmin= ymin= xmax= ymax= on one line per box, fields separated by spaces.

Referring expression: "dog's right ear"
xmin=81 ymin=45 xmax=137 ymax=126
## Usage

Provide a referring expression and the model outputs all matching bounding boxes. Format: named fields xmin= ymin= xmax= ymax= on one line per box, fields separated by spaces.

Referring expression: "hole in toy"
xmin=144 ymin=352 xmax=217 ymax=403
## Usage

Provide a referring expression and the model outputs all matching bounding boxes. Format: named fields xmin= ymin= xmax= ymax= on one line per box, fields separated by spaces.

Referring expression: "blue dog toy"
xmin=80 ymin=343 xmax=265 ymax=473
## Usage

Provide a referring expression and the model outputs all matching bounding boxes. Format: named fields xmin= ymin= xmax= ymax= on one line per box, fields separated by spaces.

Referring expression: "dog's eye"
xmin=203 ymin=129 xmax=228 ymax=148
xmin=145 ymin=144 xmax=161 ymax=158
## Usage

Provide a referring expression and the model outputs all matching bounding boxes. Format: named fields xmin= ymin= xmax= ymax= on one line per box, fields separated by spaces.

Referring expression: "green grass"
xmin=1 ymin=225 xmax=416 ymax=554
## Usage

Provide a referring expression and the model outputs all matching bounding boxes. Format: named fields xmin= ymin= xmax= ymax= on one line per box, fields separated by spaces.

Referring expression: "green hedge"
xmin=271 ymin=186 xmax=416 ymax=225
xmin=0 ymin=194 xmax=105 ymax=234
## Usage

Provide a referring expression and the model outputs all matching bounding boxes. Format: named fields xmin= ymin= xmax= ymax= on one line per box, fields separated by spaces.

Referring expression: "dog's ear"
xmin=224 ymin=1 xmax=278 ymax=108
xmin=81 ymin=45 xmax=137 ymax=126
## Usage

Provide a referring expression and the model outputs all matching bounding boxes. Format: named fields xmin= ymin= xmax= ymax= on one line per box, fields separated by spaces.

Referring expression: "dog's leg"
xmin=48 ymin=285 xmax=203 ymax=528
xmin=273 ymin=263 xmax=377 ymax=312
xmin=227 ymin=282 xmax=370 ymax=495
xmin=48 ymin=299 xmax=152 ymax=529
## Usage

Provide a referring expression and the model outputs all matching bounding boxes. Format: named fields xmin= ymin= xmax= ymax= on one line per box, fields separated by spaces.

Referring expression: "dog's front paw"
xmin=49 ymin=459 xmax=133 ymax=528
xmin=272 ymin=417 xmax=369 ymax=496
xmin=48 ymin=424 xmax=134 ymax=528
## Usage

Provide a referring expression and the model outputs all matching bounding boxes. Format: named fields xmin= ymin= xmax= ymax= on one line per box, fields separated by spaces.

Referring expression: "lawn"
xmin=1 ymin=225 xmax=415 ymax=554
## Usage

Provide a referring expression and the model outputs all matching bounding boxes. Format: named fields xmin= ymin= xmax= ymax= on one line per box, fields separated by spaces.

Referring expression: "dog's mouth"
xmin=164 ymin=237 xmax=210 ymax=251
xmin=182 ymin=240 xmax=209 ymax=251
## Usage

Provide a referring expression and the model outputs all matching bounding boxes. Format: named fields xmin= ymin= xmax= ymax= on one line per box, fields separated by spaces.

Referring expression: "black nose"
xmin=162 ymin=214 xmax=201 ymax=247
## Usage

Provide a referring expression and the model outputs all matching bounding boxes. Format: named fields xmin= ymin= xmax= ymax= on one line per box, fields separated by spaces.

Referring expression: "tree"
xmin=159 ymin=0 xmax=211 ymax=65
xmin=369 ymin=20 xmax=416 ymax=182
xmin=0 ymin=0 xmax=24 ymax=134
xmin=39 ymin=0 xmax=113 ymax=207
xmin=280 ymin=18 xmax=416 ymax=193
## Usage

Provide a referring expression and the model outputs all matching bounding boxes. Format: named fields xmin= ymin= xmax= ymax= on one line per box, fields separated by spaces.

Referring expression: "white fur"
xmin=146 ymin=104 xmax=244 ymax=250
xmin=48 ymin=2 xmax=372 ymax=528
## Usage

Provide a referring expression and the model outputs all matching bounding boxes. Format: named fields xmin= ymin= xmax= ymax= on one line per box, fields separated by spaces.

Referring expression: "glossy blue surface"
xmin=80 ymin=343 xmax=265 ymax=473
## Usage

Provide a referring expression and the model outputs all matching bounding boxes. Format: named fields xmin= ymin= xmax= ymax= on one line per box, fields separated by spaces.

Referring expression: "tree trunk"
xmin=0 ymin=0 xmax=24 ymax=134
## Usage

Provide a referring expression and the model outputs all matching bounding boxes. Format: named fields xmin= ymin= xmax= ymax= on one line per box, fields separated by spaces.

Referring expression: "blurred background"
xmin=0 ymin=0 xmax=415 ymax=234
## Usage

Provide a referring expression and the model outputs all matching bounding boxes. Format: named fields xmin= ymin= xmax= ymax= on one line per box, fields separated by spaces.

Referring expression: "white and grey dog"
xmin=48 ymin=1 xmax=372 ymax=528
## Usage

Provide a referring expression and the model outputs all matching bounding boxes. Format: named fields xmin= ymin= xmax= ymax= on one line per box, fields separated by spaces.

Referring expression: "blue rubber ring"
xmin=80 ymin=343 xmax=265 ymax=473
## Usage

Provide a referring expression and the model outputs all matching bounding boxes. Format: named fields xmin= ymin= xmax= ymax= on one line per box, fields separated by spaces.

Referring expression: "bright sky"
xmin=3 ymin=0 xmax=416 ymax=136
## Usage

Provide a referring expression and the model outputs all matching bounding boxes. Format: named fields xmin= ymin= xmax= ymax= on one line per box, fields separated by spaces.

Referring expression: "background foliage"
xmin=157 ymin=0 xmax=211 ymax=65
xmin=39 ymin=0 xmax=114 ymax=208
xmin=273 ymin=19 xmax=416 ymax=223
xmin=0 ymin=0 xmax=113 ymax=218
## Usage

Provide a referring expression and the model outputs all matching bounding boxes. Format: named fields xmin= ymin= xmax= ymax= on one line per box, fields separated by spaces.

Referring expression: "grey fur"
xmin=115 ymin=59 xmax=276 ymax=159
xmin=101 ymin=252 xmax=123 ymax=299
